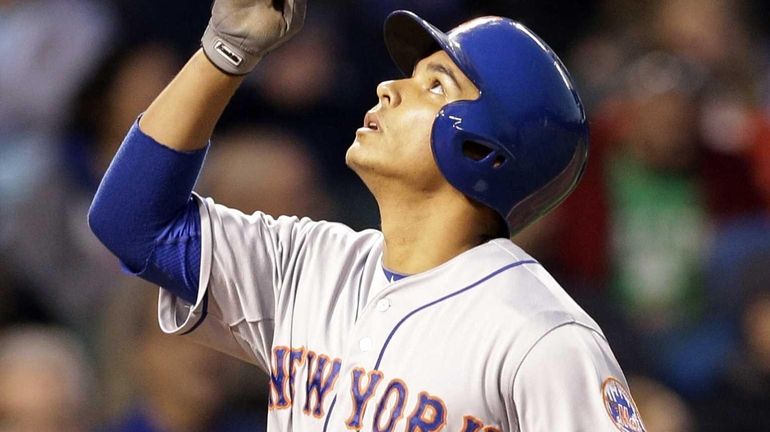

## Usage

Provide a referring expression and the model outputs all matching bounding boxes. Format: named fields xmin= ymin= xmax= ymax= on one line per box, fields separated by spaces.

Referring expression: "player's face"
xmin=346 ymin=50 xmax=479 ymax=193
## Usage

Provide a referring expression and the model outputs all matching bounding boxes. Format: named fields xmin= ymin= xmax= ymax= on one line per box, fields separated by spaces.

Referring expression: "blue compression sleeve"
xmin=134 ymin=201 xmax=201 ymax=304
xmin=88 ymin=120 xmax=206 ymax=304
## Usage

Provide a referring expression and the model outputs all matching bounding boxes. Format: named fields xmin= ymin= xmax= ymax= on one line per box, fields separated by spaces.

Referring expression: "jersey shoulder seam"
xmin=509 ymin=320 xmax=610 ymax=430
xmin=490 ymin=239 xmax=536 ymax=263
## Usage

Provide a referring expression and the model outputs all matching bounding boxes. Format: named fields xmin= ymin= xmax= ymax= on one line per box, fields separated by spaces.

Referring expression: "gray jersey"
xmin=158 ymin=195 xmax=645 ymax=432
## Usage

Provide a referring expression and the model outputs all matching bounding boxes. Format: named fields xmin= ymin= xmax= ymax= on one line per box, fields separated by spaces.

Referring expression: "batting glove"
xmin=201 ymin=0 xmax=307 ymax=75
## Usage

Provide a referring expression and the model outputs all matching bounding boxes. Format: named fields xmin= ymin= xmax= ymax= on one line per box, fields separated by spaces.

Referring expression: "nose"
xmin=376 ymin=80 xmax=401 ymax=108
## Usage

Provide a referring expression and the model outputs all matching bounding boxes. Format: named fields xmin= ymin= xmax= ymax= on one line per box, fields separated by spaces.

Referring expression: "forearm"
xmin=139 ymin=49 xmax=245 ymax=151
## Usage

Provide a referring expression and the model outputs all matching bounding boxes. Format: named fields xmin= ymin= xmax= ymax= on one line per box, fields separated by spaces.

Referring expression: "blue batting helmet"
xmin=384 ymin=11 xmax=589 ymax=235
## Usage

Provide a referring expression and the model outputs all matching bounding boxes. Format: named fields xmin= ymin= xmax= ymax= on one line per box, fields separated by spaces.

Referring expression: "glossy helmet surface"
xmin=384 ymin=10 xmax=589 ymax=235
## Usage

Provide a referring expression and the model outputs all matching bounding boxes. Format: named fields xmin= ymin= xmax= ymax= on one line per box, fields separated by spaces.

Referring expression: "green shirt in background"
xmin=607 ymin=154 xmax=711 ymax=332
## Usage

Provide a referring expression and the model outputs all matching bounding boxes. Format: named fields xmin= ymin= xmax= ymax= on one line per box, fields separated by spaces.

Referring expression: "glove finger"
xmin=284 ymin=0 xmax=307 ymax=35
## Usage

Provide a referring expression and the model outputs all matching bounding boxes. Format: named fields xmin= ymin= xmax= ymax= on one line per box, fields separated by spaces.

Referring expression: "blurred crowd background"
xmin=1 ymin=0 xmax=770 ymax=430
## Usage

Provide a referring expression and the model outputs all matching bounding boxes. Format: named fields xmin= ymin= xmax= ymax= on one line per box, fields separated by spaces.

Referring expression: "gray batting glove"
xmin=201 ymin=0 xmax=307 ymax=75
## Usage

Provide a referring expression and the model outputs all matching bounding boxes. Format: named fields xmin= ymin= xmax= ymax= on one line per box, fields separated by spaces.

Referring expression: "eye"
xmin=429 ymin=80 xmax=444 ymax=95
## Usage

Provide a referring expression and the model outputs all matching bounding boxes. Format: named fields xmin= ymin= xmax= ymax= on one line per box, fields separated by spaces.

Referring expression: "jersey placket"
xmin=325 ymin=275 xmax=412 ymax=428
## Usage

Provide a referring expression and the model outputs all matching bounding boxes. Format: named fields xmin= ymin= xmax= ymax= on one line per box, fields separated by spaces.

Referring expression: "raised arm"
xmin=88 ymin=0 xmax=306 ymax=302
xmin=143 ymin=0 xmax=307 ymax=149
xmin=139 ymin=50 xmax=244 ymax=152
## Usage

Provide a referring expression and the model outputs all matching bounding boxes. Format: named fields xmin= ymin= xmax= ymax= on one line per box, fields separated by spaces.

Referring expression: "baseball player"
xmin=89 ymin=0 xmax=645 ymax=431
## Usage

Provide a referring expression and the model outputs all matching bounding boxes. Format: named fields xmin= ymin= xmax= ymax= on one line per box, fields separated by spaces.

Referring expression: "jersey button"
xmin=376 ymin=298 xmax=391 ymax=312
xmin=359 ymin=337 xmax=373 ymax=352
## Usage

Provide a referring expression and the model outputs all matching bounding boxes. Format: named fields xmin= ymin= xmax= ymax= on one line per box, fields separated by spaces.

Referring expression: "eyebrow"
xmin=426 ymin=62 xmax=462 ymax=90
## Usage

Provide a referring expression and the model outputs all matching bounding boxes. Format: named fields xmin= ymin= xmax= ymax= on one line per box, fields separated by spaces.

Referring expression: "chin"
xmin=345 ymin=144 xmax=371 ymax=180
xmin=346 ymin=144 xmax=383 ymax=188
xmin=344 ymin=141 xmax=359 ymax=169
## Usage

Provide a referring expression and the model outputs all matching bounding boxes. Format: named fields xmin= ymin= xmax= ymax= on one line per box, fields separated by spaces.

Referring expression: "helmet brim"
xmin=384 ymin=10 xmax=469 ymax=80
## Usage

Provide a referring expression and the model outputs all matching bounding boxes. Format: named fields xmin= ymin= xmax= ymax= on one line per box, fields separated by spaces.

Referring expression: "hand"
xmin=201 ymin=0 xmax=307 ymax=75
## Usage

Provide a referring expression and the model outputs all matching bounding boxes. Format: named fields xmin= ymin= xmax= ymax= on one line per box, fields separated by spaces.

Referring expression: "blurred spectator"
xmin=240 ymin=13 xmax=359 ymax=149
xmin=1 ymin=42 xmax=181 ymax=329
xmin=652 ymin=0 xmax=765 ymax=163
xmin=242 ymin=10 xmax=360 ymax=163
xmin=559 ymin=50 xmax=763 ymax=294
xmin=0 ymin=325 xmax=96 ymax=432
xmin=565 ymin=52 xmax=714 ymax=329
xmin=199 ymin=126 xmax=334 ymax=219
xmin=68 ymin=43 xmax=181 ymax=176
xmin=0 ymin=259 xmax=53 ymax=328
xmin=249 ymin=14 xmax=341 ymax=114
xmin=0 ymin=0 xmax=114 ymax=247
xmin=0 ymin=0 xmax=114 ymax=131
xmin=747 ymin=115 xmax=770 ymax=212
xmin=630 ymin=375 xmax=694 ymax=432
xmin=698 ymin=271 xmax=770 ymax=432
xmin=566 ymin=0 xmax=656 ymax=112
xmin=653 ymin=0 xmax=756 ymax=87
xmin=706 ymin=216 xmax=770 ymax=319
xmin=98 ymin=280 xmax=267 ymax=432
xmin=551 ymin=50 xmax=765 ymax=396
xmin=607 ymin=53 xmax=707 ymax=331
xmin=227 ymin=6 xmax=379 ymax=228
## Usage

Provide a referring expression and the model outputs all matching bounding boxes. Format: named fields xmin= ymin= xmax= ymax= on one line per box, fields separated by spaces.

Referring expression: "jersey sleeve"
xmin=157 ymin=194 xmax=319 ymax=370
xmin=511 ymin=324 xmax=645 ymax=432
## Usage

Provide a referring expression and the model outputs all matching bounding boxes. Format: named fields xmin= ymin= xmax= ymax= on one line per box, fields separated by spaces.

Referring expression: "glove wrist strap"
xmin=201 ymin=25 xmax=262 ymax=76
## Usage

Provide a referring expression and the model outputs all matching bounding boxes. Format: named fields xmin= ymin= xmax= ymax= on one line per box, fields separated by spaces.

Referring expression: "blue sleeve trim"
xmin=89 ymin=120 xmax=207 ymax=303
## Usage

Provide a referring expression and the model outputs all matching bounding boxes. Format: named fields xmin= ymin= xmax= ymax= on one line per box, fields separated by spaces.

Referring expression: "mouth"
xmin=362 ymin=111 xmax=381 ymax=132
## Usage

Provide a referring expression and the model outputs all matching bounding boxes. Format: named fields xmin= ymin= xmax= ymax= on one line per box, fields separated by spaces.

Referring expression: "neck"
xmin=378 ymin=189 xmax=493 ymax=275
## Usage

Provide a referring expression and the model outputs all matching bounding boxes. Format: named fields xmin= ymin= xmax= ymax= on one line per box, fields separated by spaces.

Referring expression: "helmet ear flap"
xmin=431 ymin=99 xmax=515 ymax=204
